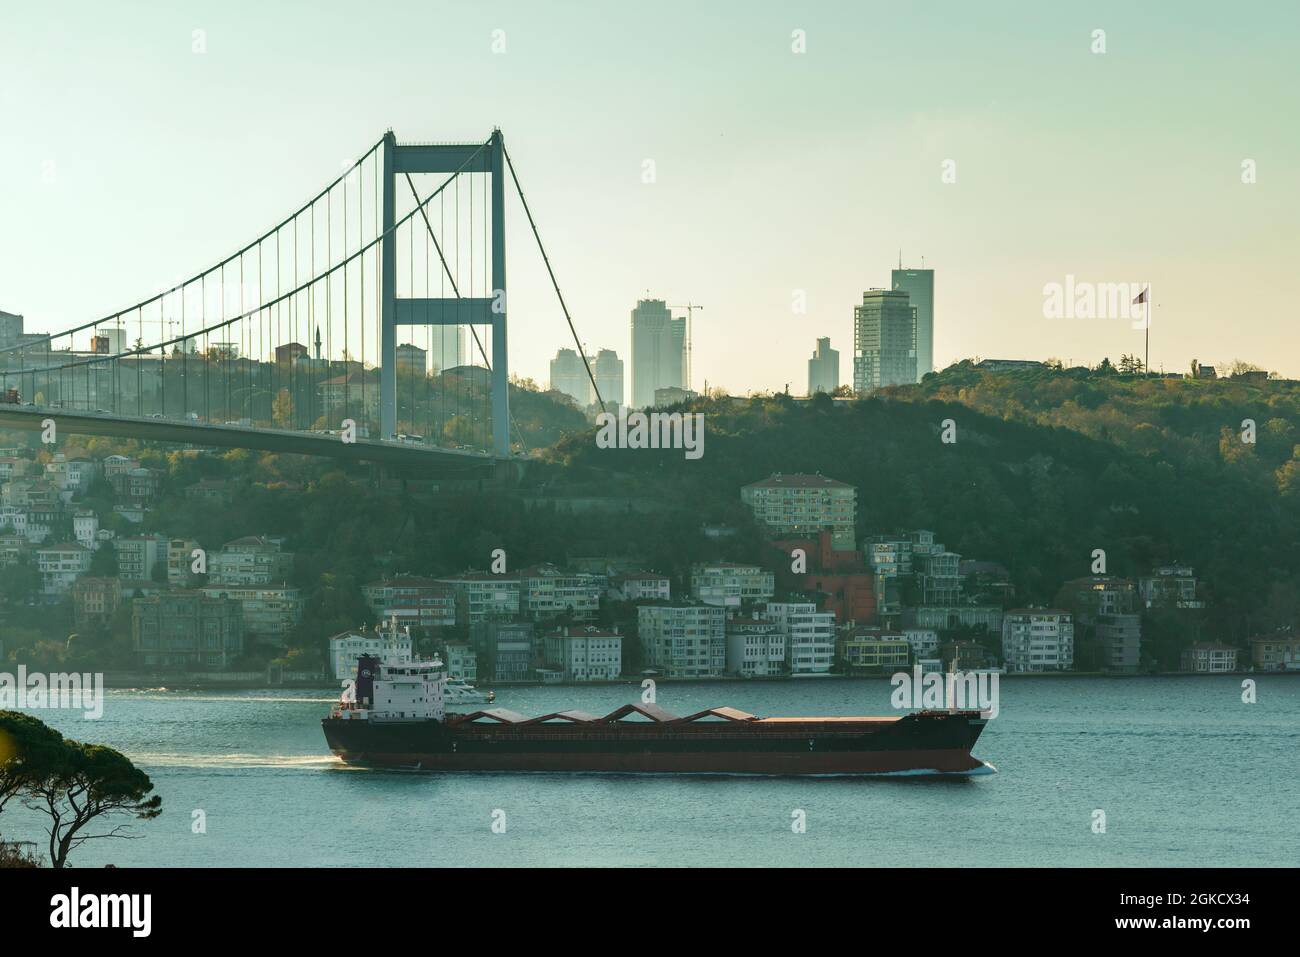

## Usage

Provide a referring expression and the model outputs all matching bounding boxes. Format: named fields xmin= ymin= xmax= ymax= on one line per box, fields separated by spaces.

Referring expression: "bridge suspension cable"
xmin=0 ymin=136 xmax=386 ymax=357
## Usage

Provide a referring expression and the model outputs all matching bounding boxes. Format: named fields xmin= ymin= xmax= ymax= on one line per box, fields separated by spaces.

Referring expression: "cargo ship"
xmin=322 ymin=654 xmax=995 ymax=776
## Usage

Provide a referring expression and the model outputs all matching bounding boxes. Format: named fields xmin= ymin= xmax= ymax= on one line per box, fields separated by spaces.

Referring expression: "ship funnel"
xmin=355 ymin=655 xmax=379 ymax=708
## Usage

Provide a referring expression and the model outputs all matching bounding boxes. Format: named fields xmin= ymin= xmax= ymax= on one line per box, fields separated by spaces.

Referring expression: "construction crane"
xmin=671 ymin=302 xmax=703 ymax=392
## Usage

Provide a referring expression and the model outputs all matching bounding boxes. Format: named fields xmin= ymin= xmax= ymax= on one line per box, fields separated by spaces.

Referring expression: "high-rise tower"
xmin=891 ymin=266 xmax=933 ymax=382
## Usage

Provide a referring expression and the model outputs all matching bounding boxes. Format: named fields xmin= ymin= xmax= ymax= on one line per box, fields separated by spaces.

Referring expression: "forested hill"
xmin=545 ymin=367 xmax=1300 ymax=641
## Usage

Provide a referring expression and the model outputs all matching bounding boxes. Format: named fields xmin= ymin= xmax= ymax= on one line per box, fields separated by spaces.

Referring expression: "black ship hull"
xmin=322 ymin=710 xmax=992 ymax=776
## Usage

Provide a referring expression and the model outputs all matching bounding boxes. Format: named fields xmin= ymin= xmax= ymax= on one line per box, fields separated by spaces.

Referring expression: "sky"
xmin=2 ymin=0 xmax=1298 ymax=392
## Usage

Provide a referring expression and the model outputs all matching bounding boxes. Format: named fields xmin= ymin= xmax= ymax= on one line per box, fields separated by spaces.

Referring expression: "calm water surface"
xmin=7 ymin=677 xmax=1298 ymax=867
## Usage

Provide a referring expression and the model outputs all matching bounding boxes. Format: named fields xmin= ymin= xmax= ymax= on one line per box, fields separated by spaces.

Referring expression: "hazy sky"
xmin=2 ymin=1 xmax=1298 ymax=391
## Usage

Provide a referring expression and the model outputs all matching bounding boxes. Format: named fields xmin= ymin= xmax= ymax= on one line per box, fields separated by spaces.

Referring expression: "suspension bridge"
xmin=0 ymin=129 xmax=604 ymax=477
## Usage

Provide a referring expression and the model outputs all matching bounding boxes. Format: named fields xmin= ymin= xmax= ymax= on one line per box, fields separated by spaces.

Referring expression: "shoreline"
xmin=95 ymin=669 xmax=1296 ymax=691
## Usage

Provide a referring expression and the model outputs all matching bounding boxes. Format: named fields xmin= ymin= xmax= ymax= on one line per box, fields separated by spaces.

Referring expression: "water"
xmin=5 ymin=677 xmax=1297 ymax=867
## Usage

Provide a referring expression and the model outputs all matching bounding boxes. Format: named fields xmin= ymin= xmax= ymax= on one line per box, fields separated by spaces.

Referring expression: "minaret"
xmin=314 ymin=326 xmax=322 ymax=360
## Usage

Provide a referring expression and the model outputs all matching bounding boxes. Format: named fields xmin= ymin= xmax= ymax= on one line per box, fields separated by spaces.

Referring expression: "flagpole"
xmin=1145 ymin=286 xmax=1150 ymax=375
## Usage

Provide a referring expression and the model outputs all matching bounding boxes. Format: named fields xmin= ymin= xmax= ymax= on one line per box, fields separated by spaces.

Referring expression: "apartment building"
xmin=436 ymin=571 xmax=522 ymax=624
xmin=1002 ymin=609 xmax=1075 ymax=673
xmin=762 ymin=600 xmax=835 ymax=675
xmin=518 ymin=564 xmax=602 ymax=620
xmin=724 ymin=617 xmax=786 ymax=677
xmin=200 ymin=583 xmax=303 ymax=641
xmin=443 ymin=642 xmax=478 ymax=682
xmin=690 ymin=562 xmax=776 ymax=608
xmin=329 ymin=624 xmax=413 ymax=680
xmin=209 ymin=536 xmax=294 ymax=585
xmin=637 ymin=603 xmax=727 ymax=678
xmin=606 ymin=571 xmax=671 ymax=603
xmin=36 ymin=542 xmax=91 ymax=597
xmin=363 ymin=576 xmax=457 ymax=629
xmin=836 ymin=628 xmax=911 ymax=674
xmin=116 ymin=533 xmax=167 ymax=580
xmin=740 ymin=473 xmax=857 ymax=550
xmin=542 ymin=626 xmax=623 ymax=681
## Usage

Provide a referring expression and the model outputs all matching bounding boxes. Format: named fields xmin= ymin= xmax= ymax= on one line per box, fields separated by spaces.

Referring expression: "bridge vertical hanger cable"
xmin=402 ymin=171 xmax=528 ymax=454
xmin=501 ymin=143 xmax=605 ymax=414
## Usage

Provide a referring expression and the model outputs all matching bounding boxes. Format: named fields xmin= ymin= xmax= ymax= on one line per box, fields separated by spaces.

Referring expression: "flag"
xmin=1132 ymin=287 xmax=1150 ymax=305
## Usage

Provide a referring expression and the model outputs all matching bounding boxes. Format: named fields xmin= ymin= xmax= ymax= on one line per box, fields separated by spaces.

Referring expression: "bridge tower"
xmin=380 ymin=130 xmax=509 ymax=457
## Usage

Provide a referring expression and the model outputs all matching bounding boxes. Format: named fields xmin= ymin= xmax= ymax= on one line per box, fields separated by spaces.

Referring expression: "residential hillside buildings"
xmin=690 ymin=562 xmax=775 ymax=608
xmin=741 ymin=472 xmax=857 ymax=550
xmin=362 ymin=576 xmax=457 ymax=629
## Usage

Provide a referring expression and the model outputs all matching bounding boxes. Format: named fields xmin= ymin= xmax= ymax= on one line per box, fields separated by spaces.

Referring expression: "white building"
xmin=209 ymin=536 xmax=294 ymax=585
xmin=725 ymin=617 xmax=786 ymax=677
xmin=690 ymin=562 xmax=776 ymax=608
xmin=443 ymin=642 xmax=478 ymax=682
xmin=902 ymin=627 xmax=939 ymax=658
xmin=607 ymin=571 xmax=671 ymax=603
xmin=518 ymin=564 xmax=602 ymax=620
xmin=36 ymin=542 xmax=91 ymax=597
xmin=740 ymin=473 xmax=857 ymax=550
xmin=435 ymin=571 xmax=522 ymax=623
xmin=637 ymin=603 xmax=726 ymax=678
xmin=72 ymin=509 xmax=99 ymax=550
xmin=762 ymin=601 xmax=835 ymax=675
xmin=542 ymin=626 xmax=623 ymax=681
xmin=329 ymin=625 xmax=414 ymax=680
xmin=1002 ymin=609 xmax=1075 ymax=673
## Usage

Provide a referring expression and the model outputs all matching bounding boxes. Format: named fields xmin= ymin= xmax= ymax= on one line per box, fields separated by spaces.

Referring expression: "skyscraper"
xmin=891 ymin=267 xmax=933 ymax=381
xmin=808 ymin=337 xmax=839 ymax=395
xmin=592 ymin=348 xmax=625 ymax=408
xmin=629 ymin=299 xmax=684 ymax=408
xmin=853 ymin=289 xmax=916 ymax=392
xmin=549 ymin=348 xmax=591 ymax=406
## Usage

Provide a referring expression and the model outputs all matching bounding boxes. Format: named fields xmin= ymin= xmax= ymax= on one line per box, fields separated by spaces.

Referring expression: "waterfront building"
xmin=724 ymin=617 xmax=786 ymax=677
xmin=542 ymin=626 xmax=623 ymax=681
xmin=762 ymin=600 xmax=835 ymax=675
xmin=1002 ymin=609 xmax=1074 ymax=673
xmin=637 ymin=603 xmax=726 ymax=678
xmin=1249 ymin=634 xmax=1300 ymax=671
xmin=132 ymin=591 xmax=244 ymax=670
xmin=836 ymin=628 xmax=911 ymax=674
xmin=329 ymin=623 xmax=413 ymax=680
xmin=1180 ymin=642 xmax=1239 ymax=673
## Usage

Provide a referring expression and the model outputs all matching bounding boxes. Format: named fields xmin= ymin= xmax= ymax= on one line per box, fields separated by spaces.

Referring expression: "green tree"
xmin=22 ymin=740 xmax=162 ymax=868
